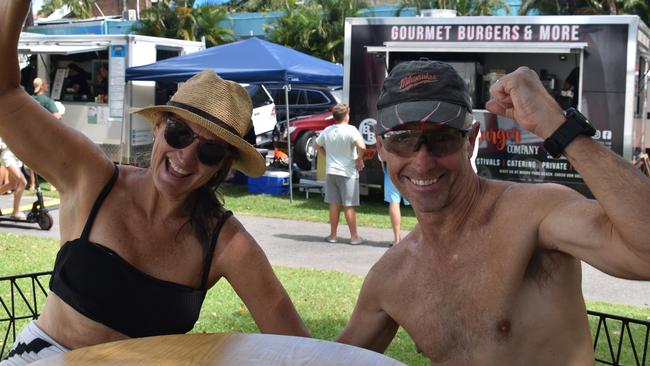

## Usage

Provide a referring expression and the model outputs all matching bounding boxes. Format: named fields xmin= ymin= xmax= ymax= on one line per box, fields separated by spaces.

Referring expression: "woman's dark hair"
xmin=182 ymin=152 xmax=235 ymax=254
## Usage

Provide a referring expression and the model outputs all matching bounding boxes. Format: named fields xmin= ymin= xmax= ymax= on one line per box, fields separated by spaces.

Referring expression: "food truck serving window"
xmin=20 ymin=42 xmax=112 ymax=105
xmin=366 ymin=41 xmax=587 ymax=111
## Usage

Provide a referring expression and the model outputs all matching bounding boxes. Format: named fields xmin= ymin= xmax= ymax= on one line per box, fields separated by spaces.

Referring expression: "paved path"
xmin=1 ymin=193 xmax=649 ymax=307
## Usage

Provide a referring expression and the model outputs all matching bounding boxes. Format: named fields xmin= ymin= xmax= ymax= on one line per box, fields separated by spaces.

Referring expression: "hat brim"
xmin=130 ymin=105 xmax=266 ymax=177
xmin=377 ymin=101 xmax=469 ymax=134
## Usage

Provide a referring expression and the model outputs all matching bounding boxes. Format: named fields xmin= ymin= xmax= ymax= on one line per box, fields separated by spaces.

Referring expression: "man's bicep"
xmin=538 ymin=185 xmax=650 ymax=279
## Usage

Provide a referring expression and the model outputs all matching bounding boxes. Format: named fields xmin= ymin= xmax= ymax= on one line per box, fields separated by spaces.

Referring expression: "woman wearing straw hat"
xmin=0 ymin=2 xmax=309 ymax=365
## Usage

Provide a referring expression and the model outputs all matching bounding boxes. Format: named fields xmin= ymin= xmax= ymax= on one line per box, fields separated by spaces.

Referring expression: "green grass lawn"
xmin=1 ymin=233 xmax=650 ymax=365
xmin=36 ymin=182 xmax=60 ymax=199
xmin=220 ymin=184 xmax=419 ymax=230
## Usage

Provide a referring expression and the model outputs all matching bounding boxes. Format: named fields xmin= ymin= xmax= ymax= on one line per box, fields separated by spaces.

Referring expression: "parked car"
xmin=242 ymin=83 xmax=277 ymax=147
xmin=266 ymin=85 xmax=341 ymax=122
xmin=272 ymin=110 xmax=336 ymax=170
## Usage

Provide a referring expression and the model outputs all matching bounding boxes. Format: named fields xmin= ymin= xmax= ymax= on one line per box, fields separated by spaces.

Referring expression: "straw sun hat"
xmin=130 ymin=70 xmax=265 ymax=177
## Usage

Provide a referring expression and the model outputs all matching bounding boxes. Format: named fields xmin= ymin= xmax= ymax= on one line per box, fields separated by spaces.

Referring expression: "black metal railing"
xmin=0 ymin=271 xmax=52 ymax=360
xmin=588 ymin=310 xmax=650 ymax=366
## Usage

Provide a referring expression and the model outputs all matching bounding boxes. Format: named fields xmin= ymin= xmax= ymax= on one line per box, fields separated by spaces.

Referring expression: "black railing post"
xmin=0 ymin=271 xmax=52 ymax=360
xmin=588 ymin=310 xmax=650 ymax=366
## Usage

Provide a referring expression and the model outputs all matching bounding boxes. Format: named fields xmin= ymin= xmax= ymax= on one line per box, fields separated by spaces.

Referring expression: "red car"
xmin=272 ymin=110 xmax=336 ymax=170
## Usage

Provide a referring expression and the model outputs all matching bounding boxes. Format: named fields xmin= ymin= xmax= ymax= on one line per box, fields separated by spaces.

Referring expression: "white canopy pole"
xmin=284 ymin=84 xmax=293 ymax=202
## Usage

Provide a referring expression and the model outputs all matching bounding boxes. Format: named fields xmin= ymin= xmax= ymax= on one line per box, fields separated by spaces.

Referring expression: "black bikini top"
xmin=50 ymin=165 xmax=232 ymax=338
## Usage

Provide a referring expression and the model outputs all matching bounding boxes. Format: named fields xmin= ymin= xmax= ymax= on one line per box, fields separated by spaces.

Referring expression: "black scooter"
xmin=0 ymin=173 xmax=54 ymax=230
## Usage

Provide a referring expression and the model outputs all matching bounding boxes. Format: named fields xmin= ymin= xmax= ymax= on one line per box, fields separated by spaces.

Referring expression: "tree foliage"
xmin=519 ymin=0 xmax=650 ymax=24
xmin=132 ymin=1 xmax=234 ymax=47
xmin=39 ymin=0 xmax=94 ymax=19
xmin=397 ymin=0 xmax=510 ymax=16
xmin=266 ymin=0 xmax=368 ymax=63
xmin=225 ymin=0 xmax=288 ymax=13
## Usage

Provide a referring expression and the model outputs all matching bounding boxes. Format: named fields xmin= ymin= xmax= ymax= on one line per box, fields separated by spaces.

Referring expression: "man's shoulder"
xmin=487 ymin=179 xmax=576 ymax=199
xmin=479 ymin=178 xmax=582 ymax=215
xmin=338 ymin=124 xmax=361 ymax=140
xmin=343 ymin=124 xmax=361 ymax=133
xmin=366 ymin=243 xmax=411 ymax=282
xmin=319 ymin=124 xmax=338 ymax=137
xmin=322 ymin=124 xmax=337 ymax=133
xmin=317 ymin=125 xmax=334 ymax=142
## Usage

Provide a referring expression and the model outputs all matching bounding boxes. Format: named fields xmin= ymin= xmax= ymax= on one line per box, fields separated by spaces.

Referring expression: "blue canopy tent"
xmin=125 ymin=37 xmax=342 ymax=85
xmin=126 ymin=37 xmax=343 ymax=201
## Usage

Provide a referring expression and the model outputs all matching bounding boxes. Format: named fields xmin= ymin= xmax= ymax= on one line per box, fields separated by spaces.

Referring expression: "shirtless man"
xmin=337 ymin=60 xmax=650 ymax=365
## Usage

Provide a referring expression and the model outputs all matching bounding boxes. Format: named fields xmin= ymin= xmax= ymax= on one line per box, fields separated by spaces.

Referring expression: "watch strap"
xmin=543 ymin=108 xmax=594 ymax=158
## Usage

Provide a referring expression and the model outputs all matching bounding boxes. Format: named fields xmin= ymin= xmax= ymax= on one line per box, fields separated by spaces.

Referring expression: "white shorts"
xmin=0 ymin=320 xmax=69 ymax=366
xmin=1 ymin=149 xmax=22 ymax=169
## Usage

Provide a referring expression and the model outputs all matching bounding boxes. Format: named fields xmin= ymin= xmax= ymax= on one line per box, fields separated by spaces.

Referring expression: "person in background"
xmin=373 ymin=120 xmax=409 ymax=247
xmin=0 ymin=138 xmax=10 ymax=192
xmin=33 ymin=78 xmax=61 ymax=120
xmin=560 ymin=67 xmax=580 ymax=109
xmin=0 ymin=164 xmax=7 ymax=188
xmin=94 ymin=64 xmax=108 ymax=101
xmin=0 ymin=2 xmax=309 ymax=364
xmin=336 ymin=60 xmax=650 ymax=364
xmin=20 ymin=55 xmax=37 ymax=95
xmin=0 ymin=139 xmax=27 ymax=220
xmin=63 ymin=63 xmax=91 ymax=99
xmin=315 ymin=103 xmax=366 ymax=245
xmin=382 ymin=162 xmax=409 ymax=247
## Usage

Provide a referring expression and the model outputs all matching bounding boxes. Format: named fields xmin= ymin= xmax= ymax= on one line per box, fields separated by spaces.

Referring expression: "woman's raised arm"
xmin=0 ymin=0 xmax=113 ymax=194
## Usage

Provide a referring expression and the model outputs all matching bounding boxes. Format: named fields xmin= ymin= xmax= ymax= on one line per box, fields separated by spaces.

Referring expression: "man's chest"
xmin=382 ymin=238 xmax=559 ymax=363
xmin=388 ymin=266 xmax=521 ymax=362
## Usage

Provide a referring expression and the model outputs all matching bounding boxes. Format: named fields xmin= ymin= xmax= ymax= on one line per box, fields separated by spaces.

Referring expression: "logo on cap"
xmin=399 ymin=73 xmax=437 ymax=91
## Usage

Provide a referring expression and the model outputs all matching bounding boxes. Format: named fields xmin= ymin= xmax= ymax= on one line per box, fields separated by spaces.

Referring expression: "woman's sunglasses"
xmin=381 ymin=127 xmax=471 ymax=158
xmin=163 ymin=117 xmax=231 ymax=166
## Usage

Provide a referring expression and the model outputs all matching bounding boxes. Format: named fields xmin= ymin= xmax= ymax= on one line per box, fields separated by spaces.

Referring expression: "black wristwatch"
xmin=542 ymin=107 xmax=596 ymax=158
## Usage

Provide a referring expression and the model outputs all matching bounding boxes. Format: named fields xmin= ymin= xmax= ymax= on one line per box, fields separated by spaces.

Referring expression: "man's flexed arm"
xmin=486 ymin=67 xmax=650 ymax=279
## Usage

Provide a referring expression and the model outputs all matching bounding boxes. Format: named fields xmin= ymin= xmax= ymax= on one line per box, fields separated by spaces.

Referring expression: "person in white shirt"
xmin=315 ymin=104 xmax=366 ymax=245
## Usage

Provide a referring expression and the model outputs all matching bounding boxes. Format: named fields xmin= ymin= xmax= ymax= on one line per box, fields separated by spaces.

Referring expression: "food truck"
xmin=18 ymin=33 xmax=203 ymax=165
xmin=344 ymin=15 xmax=650 ymax=196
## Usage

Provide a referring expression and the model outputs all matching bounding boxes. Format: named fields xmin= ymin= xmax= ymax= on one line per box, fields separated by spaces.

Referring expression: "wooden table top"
xmin=32 ymin=333 xmax=405 ymax=365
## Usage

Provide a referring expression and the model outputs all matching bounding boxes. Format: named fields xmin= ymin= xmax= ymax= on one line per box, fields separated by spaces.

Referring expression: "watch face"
xmin=566 ymin=108 xmax=596 ymax=136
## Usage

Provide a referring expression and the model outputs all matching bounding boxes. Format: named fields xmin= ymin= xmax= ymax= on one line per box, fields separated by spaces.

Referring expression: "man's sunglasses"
xmin=163 ymin=117 xmax=231 ymax=166
xmin=380 ymin=127 xmax=471 ymax=158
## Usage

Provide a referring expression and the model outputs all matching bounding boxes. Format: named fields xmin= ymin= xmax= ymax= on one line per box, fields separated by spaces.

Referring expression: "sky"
xmin=33 ymin=0 xmax=44 ymax=15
